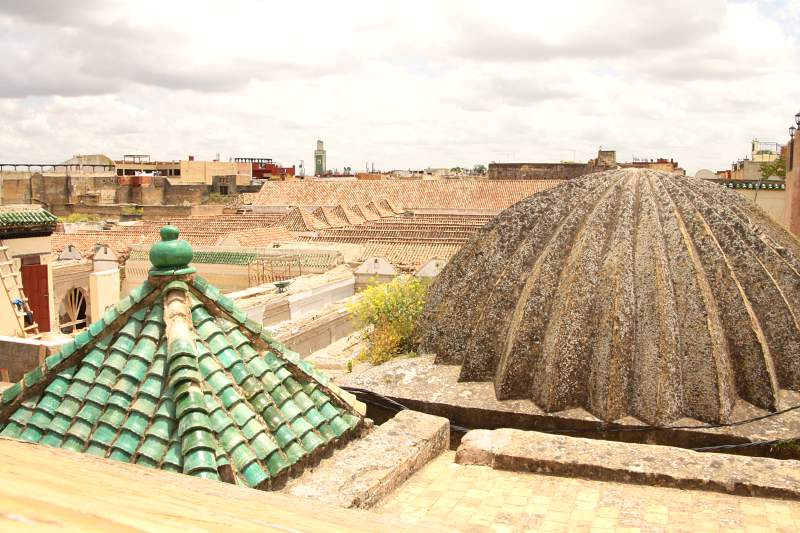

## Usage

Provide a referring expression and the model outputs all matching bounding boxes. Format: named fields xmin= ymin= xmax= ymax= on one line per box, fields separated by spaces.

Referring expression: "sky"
xmin=0 ymin=0 xmax=798 ymax=175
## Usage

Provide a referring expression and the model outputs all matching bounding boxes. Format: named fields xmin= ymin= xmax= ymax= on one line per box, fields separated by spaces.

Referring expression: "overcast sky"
xmin=1 ymin=0 xmax=798 ymax=174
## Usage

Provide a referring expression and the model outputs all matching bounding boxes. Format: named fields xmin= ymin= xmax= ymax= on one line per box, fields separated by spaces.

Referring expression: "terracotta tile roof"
xmin=52 ymin=231 xmax=222 ymax=256
xmin=312 ymin=207 xmax=349 ymax=228
xmin=372 ymin=200 xmax=395 ymax=217
xmin=127 ymin=214 xmax=285 ymax=235
xmin=276 ymin=208 xmax=330 ymax=232
xmin=0 ymin=234 xmax=363 ymax=489
xmin=350 ymin=205 xmax=379 ymax=222
xmin=379 ymin=199 xmax=403 ymax=215
xmin=52 ymin=213 xmax=292 ymax=256
xmin=217 ymin=226 xmax=294 ymax=247
xmin=303 ymin=212 xmax=492 ymax=270
xmin=247 ymin=179 xmax=561 ymax=211
xmin=360 ymin=242 xmax=463 ymax=271
xmin=336 ymin=205 xmax=365 ymax=226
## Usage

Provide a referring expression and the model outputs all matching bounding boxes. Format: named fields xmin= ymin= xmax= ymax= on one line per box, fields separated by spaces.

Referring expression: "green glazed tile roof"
xmin=0 ymin=231 xmax=363 ymax=489
xmin=723 ymin=180 xmax=786 ymax=190
xmin=0 ymin=206 xmax=58 ymax=227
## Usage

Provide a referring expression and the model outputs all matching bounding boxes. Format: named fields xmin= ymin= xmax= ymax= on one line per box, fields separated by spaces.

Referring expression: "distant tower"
xmin=314 ymin=140 xmax=327 ymax=176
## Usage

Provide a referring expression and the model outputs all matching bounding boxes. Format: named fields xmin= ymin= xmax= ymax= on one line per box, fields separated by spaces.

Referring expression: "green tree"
xmin=472 ymin=164 xmax=487 ymax=175
xmin=760 ymin=157 xmax=786 ymax=180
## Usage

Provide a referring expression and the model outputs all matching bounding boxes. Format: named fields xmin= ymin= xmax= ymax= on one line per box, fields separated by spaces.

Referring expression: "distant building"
xmin=115 ymin=155 xmax=251 ymax=186
xmin=488 ymin=149 xmax=685 ymax=180
xmin=234 ymin=157 xmax=296 ymax=181
xmin=314 ymin=140 xmax=327 ymax=176
xmin=728 ymin=139 xmax=783 ymax=181
xmin=621 ymin=158 xmax=685 ymax=174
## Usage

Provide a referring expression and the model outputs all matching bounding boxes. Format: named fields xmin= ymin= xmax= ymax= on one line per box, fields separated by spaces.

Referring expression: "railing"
xmin=0 ymin=164 xmax=115 ymax=173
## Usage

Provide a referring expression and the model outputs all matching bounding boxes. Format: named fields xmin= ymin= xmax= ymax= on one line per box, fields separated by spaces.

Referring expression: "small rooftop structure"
xmin=0 ymin=226 xmax=364 ymax=489
xmin=0 ymin=205 xmax=58 ymax=237
xmin=355 ymin=257 xmax=397 ymax=276
xmin=415 ymin=258 xmax=445 ymax=279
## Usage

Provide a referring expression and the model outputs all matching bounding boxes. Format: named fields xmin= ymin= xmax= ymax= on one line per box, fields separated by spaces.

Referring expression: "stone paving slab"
xmin=0 ymin=436 xmax=450 ymax=532
xmin=283 ymin=409 xmax=450 ymax=508
xmin=379 ymin=450 xmax=800 ymax=532
xmin=456 ymin=428 xmax=800 ymax=500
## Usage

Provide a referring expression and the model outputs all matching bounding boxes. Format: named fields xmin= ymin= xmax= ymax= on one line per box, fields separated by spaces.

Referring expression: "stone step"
xmin=282 ymin=410 xmax=449 ymax=509
xmin=456 ymin=428 xmax=800 ymax=500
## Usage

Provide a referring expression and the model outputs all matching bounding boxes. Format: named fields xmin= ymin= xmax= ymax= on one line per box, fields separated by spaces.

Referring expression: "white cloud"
xmin=0 ymin=0 xmax=797 ymax=174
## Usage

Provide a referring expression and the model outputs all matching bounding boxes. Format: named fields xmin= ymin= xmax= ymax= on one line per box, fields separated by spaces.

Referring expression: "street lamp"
xmin=796 ymin=110 xmax=800 ymax=127
xmin=792 ymin=125 xmax=797 ymax=139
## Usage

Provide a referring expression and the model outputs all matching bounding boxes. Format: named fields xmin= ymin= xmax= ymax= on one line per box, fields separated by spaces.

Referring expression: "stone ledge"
xmin=456 ymin=428 xmax=800 ymax=500
xmin=282 ymin=410 xmax=449 ymax=508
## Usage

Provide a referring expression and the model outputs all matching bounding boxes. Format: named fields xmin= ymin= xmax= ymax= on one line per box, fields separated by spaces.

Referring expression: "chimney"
xmin=188 ymin=155 xmax=195 ymax=161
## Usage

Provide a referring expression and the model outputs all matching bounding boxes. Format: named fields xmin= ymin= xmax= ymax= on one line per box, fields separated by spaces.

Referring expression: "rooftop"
xmin=0 ymin=226 xmax=364 ymax=488
xmin=0 ymin=205 xmax=58 ymax=235
xmin=245 ymin=179 xmax=561 ymax=211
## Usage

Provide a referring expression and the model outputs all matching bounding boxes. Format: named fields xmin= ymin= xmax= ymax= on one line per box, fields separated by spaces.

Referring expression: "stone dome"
xmin=419 ymin=169 xmax=800 ymax=425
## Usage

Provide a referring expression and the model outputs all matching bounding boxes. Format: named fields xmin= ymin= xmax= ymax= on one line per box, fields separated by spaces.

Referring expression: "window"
xmin=59 ymin=287 xmax=87 ymax=334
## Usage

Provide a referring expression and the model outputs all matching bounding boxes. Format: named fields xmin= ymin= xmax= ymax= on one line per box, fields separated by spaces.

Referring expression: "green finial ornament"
xmin=149 ymin=225 xmax=195 ymax=276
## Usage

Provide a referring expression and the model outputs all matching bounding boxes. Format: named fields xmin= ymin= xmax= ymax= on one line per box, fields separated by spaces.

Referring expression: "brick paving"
xmin=377 ymin=451 xmax=800 ymax=532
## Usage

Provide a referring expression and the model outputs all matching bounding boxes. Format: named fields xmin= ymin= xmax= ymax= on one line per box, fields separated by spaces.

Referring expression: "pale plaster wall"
xmin=286 ymin=278 xmax=355 ymax=320
xmin=0 ymin=294 xmax=21 ymax=337
xmin=734 ymin=189 xmax=786 ymax=226
xmin=90 ymin=269 xmax=120 ymax=323
xmin=179 ymin=161 xmax=248 ymax=185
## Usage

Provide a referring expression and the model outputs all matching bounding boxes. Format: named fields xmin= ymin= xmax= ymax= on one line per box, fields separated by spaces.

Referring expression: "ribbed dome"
xmin=419 ymin=169 xmax=800 ymax=425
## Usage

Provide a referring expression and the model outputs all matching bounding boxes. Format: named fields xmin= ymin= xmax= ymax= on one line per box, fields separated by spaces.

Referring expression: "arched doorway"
xmin=59 ymin=287 xmax=87 ymax=334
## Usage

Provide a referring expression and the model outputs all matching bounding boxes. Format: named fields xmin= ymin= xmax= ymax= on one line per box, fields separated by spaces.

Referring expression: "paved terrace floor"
xmin=0 ymin=437 xmax=443 ymax=532
xmin=378 ymin=451 xmax=800 ymax=533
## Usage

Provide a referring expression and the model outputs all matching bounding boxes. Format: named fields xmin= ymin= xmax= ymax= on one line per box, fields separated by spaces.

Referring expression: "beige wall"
xmin=735 ymin=189 xmax=786 ymax=226
xmin=0 ymin=293 xmax=21 ymax=337
xmin=787 ymin=138 xmax=800 ymax=236
xmin=179 ymin=161 xmax=250 ymax=185
xmin=90 ymin=269 xmax=120 ymax=323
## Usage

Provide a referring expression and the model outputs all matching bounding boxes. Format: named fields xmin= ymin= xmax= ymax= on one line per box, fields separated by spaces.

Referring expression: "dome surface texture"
xmin=419 ymin=169 xmax=800 ymax=425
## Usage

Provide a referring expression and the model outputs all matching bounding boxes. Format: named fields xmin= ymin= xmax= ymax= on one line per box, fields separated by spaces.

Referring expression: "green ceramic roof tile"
xmin=0 ymin=207 xmax=57 ymax=228
xmin=0 ymin=227 xmax=362 ymax=489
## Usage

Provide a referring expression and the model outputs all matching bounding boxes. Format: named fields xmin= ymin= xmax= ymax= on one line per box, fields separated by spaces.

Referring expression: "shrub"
xmin=348 ymin=276 xmax=428 ymax=364
xmin=61 ymin=213 xmax=100 ymax=223
xmin=122 ymin=206 xmax=143 ymax=215
xmin=204 ymin=193 xmax=231 ymax=205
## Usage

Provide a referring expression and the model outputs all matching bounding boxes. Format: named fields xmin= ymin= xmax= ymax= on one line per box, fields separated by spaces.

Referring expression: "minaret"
xmin=314 ymin=140 xmax=327 ymax=176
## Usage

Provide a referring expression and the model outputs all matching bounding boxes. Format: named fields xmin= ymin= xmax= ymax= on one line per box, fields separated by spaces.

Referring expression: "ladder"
xmin=0 ymin=243 xmax=40 ymax=338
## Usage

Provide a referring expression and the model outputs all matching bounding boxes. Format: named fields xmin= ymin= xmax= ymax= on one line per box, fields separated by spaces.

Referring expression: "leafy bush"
xmin=122 ymin=206 xmax=143 ymax=215
xmin=60 ymin=213 xmax=100 ymax=223
xmin=204 ymin=193 xmax=232 ymax=205
xmin=348 ymin=276 xmax=428 ymax=364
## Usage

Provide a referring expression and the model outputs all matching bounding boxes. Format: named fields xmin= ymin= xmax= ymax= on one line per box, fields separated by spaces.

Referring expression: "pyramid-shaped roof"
xmin=366 ymin=201 xmax=391 ymax=218
xmin=0 ymin=226 xmax=364 ymax=489
xmin=277 ymin=207 xmax=330 ymax=231
xmin=380 ymin=199 xmax=403 ymax=215
xmin=352 ymin=204 xmax=380 ymax=222
xmin=312 ymin=206 xmax=348 ymax=228
xmin=337 ymin=205 xmax=366 ymax=226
